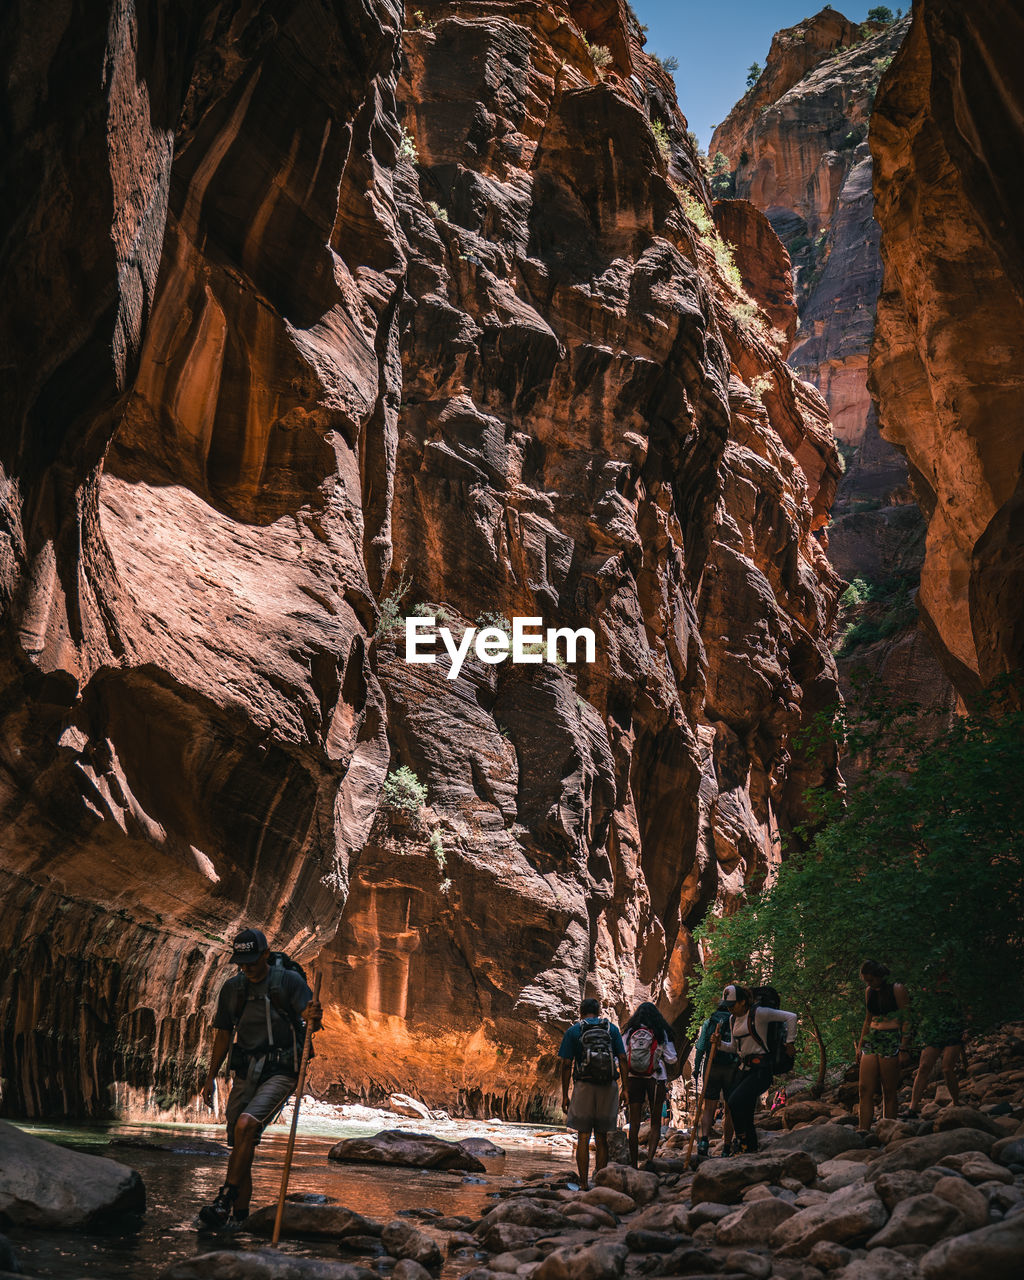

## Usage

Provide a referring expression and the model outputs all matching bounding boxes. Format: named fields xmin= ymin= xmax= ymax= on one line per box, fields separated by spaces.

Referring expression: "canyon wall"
xmin=710 ymin=9 xmax=954 ymax=711
xmin=869 ymin=0 xmax=1024 ymax=696
xmin=0 ymin=0 xmax=839 ymax=1120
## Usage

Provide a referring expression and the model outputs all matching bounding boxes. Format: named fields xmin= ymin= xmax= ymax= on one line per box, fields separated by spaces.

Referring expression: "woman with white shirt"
xmin=718 ymin=984 xmax=798 ymax=1153
xmin=622 ymin=1001 xmax=679 ymax=1168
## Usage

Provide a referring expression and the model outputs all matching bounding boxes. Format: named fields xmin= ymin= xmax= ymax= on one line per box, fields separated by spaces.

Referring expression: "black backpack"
xmin=748 ymin=986 xmax=792 ymax=1078
xmin=573 ymin=1019 xmax=616 ymax=1084
xmin=226 ymin=952 xmax=312 ymax=1072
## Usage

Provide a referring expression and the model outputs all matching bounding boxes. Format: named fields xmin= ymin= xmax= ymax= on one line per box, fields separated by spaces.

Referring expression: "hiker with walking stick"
xmin=692 ymin=989 xmax=740 ymax=1158
xmin=198 ymin=929 xmax=322 ymax=1229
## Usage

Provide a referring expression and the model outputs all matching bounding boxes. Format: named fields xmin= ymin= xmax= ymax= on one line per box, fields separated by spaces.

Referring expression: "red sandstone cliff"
xmin=0 ymin=0 xmax=839 ymax=1119
xmin=869 ymin=0 xmax=1024 ymax=696
xmin=710 ymin=9 xmax=955 ymax=715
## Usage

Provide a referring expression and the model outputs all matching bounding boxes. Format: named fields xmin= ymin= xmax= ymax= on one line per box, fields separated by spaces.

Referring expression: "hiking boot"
xmin=696 ymin=1138 xmax=710 ymax=1158
xmin=722 ymin=1142 xmax=732 ymax=1157
xmin=198 ymin=1184 xmax=238 ymax=1229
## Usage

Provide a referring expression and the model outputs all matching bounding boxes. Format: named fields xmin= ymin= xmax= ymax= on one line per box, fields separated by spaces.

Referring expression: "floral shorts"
xmin=862 ymin=1028 xmax=902 ymax=1058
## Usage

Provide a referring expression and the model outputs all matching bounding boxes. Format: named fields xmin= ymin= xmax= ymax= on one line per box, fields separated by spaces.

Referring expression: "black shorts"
xmin=627 ymin=1076 xmax=667 ymax=1110
xmin=703 ymin=1060 xmax=739 ymax=1101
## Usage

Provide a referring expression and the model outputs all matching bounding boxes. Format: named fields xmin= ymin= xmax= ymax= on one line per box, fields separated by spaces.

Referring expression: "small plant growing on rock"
xmin=381 ymin=765 xmax=427 ymax=817
xmin=746 ymin=61 xmax=762 ymax=88
xmin=650 ymin=52 xmax=679 ymax=74
xmin=427 ymin=200 xmax=449 ymax=222
xmin=375 ymin=572 xmax=410 ymax=638
xmin=749 ymin=373 xmax=774 ymax=405
xmin=429 ymin=826 xmax=446 ymax=870
xmin=713 ymin=237 xmax=744 ymax=292
xmin=677 ymin=188 xmax=715 ymax=237
xmin=397 ymin=125 xmax=418 ymax=163
xmin=651 ymin=119 xmax=670 ymax=159
xmin=585 ymin=41 xmax=612 ymax=72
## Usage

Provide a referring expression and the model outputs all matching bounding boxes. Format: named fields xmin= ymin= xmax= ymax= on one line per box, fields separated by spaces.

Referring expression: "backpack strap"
xmin=267 ymin=966 xmax=301 ymax=1071
xmin=747 ymin=1006 xmax=770 ymax=1058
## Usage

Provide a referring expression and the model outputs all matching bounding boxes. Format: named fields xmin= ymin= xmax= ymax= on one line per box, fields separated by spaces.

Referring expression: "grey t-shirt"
xmin=213 ymin=969 xmax=312 ymax=1054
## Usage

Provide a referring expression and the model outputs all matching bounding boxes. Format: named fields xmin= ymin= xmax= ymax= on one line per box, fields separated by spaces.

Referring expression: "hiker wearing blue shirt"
xmin=558 ymin=997 xmax=628 ymax=1189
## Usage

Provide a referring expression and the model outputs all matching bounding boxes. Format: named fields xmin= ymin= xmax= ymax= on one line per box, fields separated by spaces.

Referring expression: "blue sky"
xmin=631 ymin=1 xmax=899 ymax=147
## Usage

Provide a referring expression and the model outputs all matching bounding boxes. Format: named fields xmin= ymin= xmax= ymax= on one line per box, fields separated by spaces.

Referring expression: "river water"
xmin=7 ymin=1113 xmax=572 ymax=1279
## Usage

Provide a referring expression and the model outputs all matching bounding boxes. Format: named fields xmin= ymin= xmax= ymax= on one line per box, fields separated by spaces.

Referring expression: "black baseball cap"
xmin=230 ymin=928 xmax=268 ymax=965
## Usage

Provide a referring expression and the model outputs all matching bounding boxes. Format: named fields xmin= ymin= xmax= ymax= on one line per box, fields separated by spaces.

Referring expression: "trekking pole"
xmin=271 ymin=971 xmax=322 ymax=1246
xmin=684 ymin=1028 xmax=720 ymax=1168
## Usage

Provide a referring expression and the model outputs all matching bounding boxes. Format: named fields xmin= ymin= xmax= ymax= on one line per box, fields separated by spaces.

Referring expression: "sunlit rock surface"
xmin=0 ymin=0 xmax=839 ymax=1118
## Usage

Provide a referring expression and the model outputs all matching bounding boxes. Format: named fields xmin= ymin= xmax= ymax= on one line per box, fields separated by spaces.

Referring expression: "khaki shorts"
xmin=566 ymin=1080 xmax=620 ymax=1133
xmin=225 ymin=1070 xmax=297 ymax=1146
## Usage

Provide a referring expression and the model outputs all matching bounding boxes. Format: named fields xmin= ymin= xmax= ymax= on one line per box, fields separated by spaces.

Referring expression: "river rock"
xmin=0 ymin=1119 xmax=145 ymax=1229
xmin=715 ymin=1195 xmax=798 ymax=1246
xmin=388 ymin=1095 xmax=431 ymax=1121
xmin=867 ymin=1129 xmax=997 ymax=1179
xmin=628 ymin=1202 xmax=692 ymax=1233
xmin=534 ymin=1243 xmax=628 ymax=1280
xmin=328 ymin=1131 xmax=485 ymax=1172
xmin=381 ymin=1221 xmax=442 ymax=1269
xmin=578 ymin=1187 xmax=636 ymax=1214
xmin=649 ymin=1244 xmax=718 ymax=1275
xmin=623 ymin=1229 xmax=689 ymax=1253
xmin=833 ymin=1247 xmax=918 ymax=1279
xmin=771 ymin=1182 xmax=889 ymax=1256
xmin=919 ymin=1213 xmax=1024 ymax=1278
xmin=866 ymin=1192 xmax=967 ymax=1248
xmin=245 ymin=1204 xmax=382 ymax=1239
xmin=691 ymin=1151 xmax=816 ymax=1205
xmin=392 ymin=1263 xmax=433 ymax=1280
xmin=934 ymin=1108 xmax=1005 ymax=1137
xmin=722 ymin=1250 xmax=771 ymax=1279
xmin=460 ymin=1138 xmax=507 ymax=1158
xmin=159 ymin=1253 xmax=376 ymax=1279
xmin=593 ymin=1164 xmax=659 ymax=1205
xmin=769 ymin=1126 xmax=868 ymax=1162
xmin=873 ymin=1169 xmax=942 ymax=1209
xmin=806 ymin=1240 xmax=854 ymax=1271
xmin=931 ymin=1177 xmax=988 ymax=1231
xmin=818 ymin=1160 xmax=869 ymax=1193
xmin=959 ymin=1155 xmax=1013 ymax=1185
xmin=562 ymin=1205 xmax=615 ymax=1230
xmin=991 ymin=1135 xmax=1024 ymax=1166
xmin=478 ymin=1224 xmax=551 ymax=1253
xmin=477 ymin=1199 xmax=574 ymax=1231
xmin=782 ymin=1102 xmax=841 ymax=1128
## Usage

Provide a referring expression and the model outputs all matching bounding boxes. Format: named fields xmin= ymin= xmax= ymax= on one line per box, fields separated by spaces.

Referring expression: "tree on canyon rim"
xmin=689 ymin=678 xmax=1024 ymax=1089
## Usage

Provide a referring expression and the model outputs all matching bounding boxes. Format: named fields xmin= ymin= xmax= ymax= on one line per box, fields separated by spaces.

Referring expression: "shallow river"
xmin=8 ymin=1115 xmax=570 ymax=1279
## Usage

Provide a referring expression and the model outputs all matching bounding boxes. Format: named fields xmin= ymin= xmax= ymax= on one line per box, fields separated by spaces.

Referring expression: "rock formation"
xmin=0 ymin=0 xmax=839 ymax=1119
xmin=869 ymin=0 xmax=1024 ymax=696
xmin=710 ymin=9 xmax=956 ymax=715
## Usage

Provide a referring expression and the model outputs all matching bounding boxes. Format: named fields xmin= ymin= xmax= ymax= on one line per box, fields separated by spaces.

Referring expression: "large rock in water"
xmin=245 ymin=1203 xmax=382 ymax=1239
xmin=0 ymin=1120 xmax=145 ymax=1228
xmin=159 ymin=1253 xmax=376 ymax=1279
xmin=327 ymin=1130 xmax=484 ymax=1172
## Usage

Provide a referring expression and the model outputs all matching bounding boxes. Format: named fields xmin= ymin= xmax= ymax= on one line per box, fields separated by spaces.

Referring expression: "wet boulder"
xmin=327 ymin=1130 xmax=485 ymax=1172
xmin=159 ymin=1253 xmax=376 ymax=1278
xmin=459 ymin=1138 xmax=507 ymax=1158
xmin=533 ymin=1241 xmax=628 ymax=1280
xmin=381 ymin=1220 xmax=442 ymax=1269
xmin=0 ymin=1119 xmax=145 ymax=1229
xmin=245 ymin=1203 xmax=383 ymax=1239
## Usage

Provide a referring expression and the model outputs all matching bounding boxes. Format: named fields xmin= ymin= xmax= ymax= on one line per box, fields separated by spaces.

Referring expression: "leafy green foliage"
xmin=836 ymin=574 xmax=918 ymax=654
xmin=375 ymin=572 xmax=410 ymax=638
xmin=689 ymin=682 xmax=1024 ymax=1086
xmin=651 ymin=120 xmax=670 ymax=159
xmin=708 ymin=151 xmax=734 ymax=198
xmin=429 ymin=826 xmax=446 ymax=870
xmin=651 ymin=53 xmax=679 ymax=74
xmin=397 ymin=125 xmax=418 ymax=162
xmin=746 ymin=62 xmax=762 ymax=89
xmin=868 ymin=5 xmax=895 ymax=21
xmin=381 ymin=765 xmax=427 ymax=816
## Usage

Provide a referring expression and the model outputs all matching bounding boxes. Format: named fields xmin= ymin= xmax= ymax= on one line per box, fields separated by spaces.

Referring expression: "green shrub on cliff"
xmin=688 ymin=681 xmax=1024 ymax=1087
xmin=382 ymin=766 xmax=428 ymax=817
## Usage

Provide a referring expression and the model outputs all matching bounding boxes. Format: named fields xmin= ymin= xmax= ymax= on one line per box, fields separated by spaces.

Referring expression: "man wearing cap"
xmin=692 ymin=985 xmax=740 ymax=1157
xmin=198 ymin=928 xmax=322 ymax=1228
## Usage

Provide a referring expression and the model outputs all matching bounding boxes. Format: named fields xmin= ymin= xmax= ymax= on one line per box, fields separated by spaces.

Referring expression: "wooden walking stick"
xmin=271 ymin=971 xmax=322 ymax=1246
xmin=685 ymin=1027 xmax=720 ymax=1168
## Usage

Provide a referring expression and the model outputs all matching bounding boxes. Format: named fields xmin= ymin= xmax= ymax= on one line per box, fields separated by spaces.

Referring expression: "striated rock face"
xmin=710 ymin=11 xmax=956 ymax=715
xmin=0 ymin=0 xmax=839 ymax=1119
xmin=869 ymin=0 xmax=1024 ymax=695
